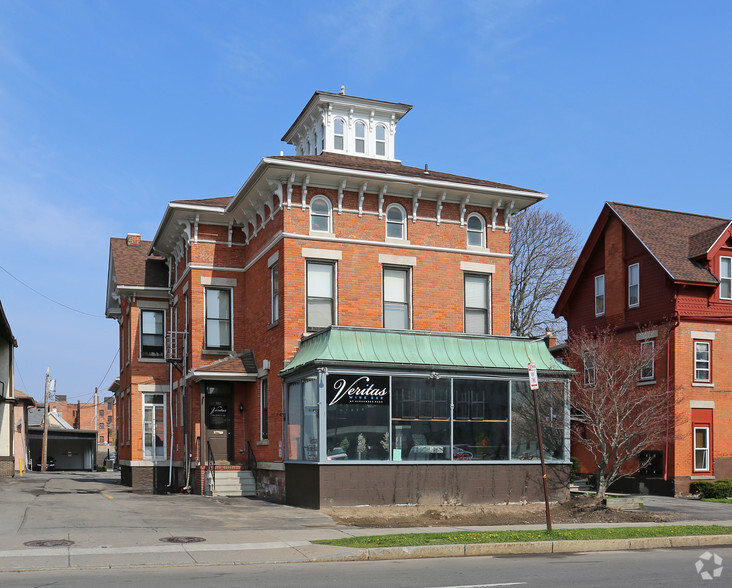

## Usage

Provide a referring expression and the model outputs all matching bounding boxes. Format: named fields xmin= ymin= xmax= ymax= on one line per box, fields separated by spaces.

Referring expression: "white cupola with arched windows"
xmin=281 ymin=88 xmax=412 ymax=161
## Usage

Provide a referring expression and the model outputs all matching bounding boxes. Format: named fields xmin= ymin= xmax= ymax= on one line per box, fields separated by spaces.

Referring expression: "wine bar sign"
xmin=327 ymin=374 xmax=390 ymax=406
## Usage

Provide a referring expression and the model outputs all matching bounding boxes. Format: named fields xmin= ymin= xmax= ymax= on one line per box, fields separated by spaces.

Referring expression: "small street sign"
xmin=528 ymin=362 xmax=539 ymax=390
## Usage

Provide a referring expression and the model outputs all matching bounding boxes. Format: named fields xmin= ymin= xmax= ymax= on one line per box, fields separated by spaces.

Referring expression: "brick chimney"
xmin=126 ymin=233 xmax=141 ymax=246
xmin=544 ymin=329 xmax=557 ymax=349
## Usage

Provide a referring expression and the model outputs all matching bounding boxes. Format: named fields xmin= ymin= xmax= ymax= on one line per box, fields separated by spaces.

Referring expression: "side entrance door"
xmin=205 ymin=383 xmax=233 ymax=463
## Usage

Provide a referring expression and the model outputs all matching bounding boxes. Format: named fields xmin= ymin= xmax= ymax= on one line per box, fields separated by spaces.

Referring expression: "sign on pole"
xmin=528 ymin=361 xmax=539 ymax=390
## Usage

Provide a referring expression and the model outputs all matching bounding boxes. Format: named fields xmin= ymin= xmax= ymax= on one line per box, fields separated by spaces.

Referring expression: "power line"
xmin=0 ymin=263 xmax=106 ymax=319
xmin=96 ymin=347 xmax=120 ymax=392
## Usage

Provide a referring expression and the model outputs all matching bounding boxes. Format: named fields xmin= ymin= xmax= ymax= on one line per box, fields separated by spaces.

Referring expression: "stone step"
xmin=205 ymin=470 xmax=257 ymax=497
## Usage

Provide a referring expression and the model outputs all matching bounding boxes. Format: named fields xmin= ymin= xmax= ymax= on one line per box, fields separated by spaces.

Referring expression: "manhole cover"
xmin=159 ymin=536 xmax=206 ymax=544
xmin=24 ymin=539 xmax=74 ymax=547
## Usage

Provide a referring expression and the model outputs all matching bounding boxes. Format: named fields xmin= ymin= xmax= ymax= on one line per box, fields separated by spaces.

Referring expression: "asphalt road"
xmin=2 ymin=548 xmax=730 ymax=588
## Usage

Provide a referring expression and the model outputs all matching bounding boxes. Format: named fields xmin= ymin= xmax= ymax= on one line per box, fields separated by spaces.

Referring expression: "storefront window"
xmin=511 ymin=380 xmax=566 ymax=460
xmin=326 ymin=374 xmax=389 ymax=461
xmin=392 ymin=377 xmax=451 ymax=461
xmin=453 ymin=379 xmax=509 ymax=460
xmin=287 ymin=373 xmax=568 ymax=463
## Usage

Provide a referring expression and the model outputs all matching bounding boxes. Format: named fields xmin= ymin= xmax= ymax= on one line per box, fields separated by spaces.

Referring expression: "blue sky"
xmin=1 ymin=1 xmax=730 ymax=402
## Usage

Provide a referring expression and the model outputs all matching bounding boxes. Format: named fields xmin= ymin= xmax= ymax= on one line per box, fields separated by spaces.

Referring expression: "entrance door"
xmin=205 ymin=383 xmax=233 ymax=463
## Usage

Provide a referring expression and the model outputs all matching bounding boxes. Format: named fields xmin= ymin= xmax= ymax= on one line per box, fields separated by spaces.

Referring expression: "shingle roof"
xmin=609 ymin=203 xmax=729 ymax=285
xmin=14 ymin=390 xmax=36 ymax=405
xmin=195 ymin=351 xmax=257 ymax=375
xmin=266 ymin=153 xmax=543 ymax=194
xmin=109 ymin=238 xmax=168 ymax=288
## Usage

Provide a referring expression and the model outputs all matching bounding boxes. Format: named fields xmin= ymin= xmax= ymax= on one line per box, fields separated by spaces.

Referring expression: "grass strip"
xmin=702 ymin=498 xmax=732 ymax=504
xmin=315 ymin=525 xmax=732 ymax=549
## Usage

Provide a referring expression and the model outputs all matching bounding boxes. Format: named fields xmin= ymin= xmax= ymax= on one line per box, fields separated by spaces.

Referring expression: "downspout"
xmin=168 ymin=360 xmax=174 ymax=487
xmin=664 ymin=309 xmax=680 ymax=482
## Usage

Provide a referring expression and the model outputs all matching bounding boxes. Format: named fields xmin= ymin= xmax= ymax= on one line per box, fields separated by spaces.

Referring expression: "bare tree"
xmin=510 ymin=207 xmax=580 ymax=338
xmin=559 ymin=325 xmax=678 ymax=499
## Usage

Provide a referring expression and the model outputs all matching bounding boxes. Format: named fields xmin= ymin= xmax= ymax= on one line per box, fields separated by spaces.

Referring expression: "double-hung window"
xmin=205 ymin=288 xmax=231 ymax=350
xmin=383 ymin=267 xmax=410 ymax=329
xmin=271 ymin=263 xmax=279 ymax=323
xmin=141 ymin=310 xmax=164 ymax=358
xmin=628 ymin=263 xmax=639 ymax=308
xmin=583 ymin=352 xmax=596 ymax=386
xmin=640 ymin=340 xmax=654 ymax=381
xmin=261 ymin=378 xmax=269 ymax=440
xmin=595 ymin=275 xmax=605 ymax=316
xmin=721 ymin=256 xmax=732 ymax=300
xmin=466 ymin=213 xmax=485 ymax=247
xmin=375 ymin=124 xmax=386 ymax=156
xmin=355 ymin=121 xmax=366 ymax=153
xmin=694 ymin=341 xmax=711 ymax=382
xmin=464 ymin=274 xmax=491 ymax=334
xmin=307 ymin=261 xmax=335 ymax=331
xmin=694 ymin=426 xmax=710 ymax=471
xmin=310 ymin=196 xmax=332 ymax=233
xmin=143 ymin=393 xmax=165 ymax=460
xmin=333 ymin=119 xmax=345 ymax=151
xmin=386 ymin=204 xmax=407 ymax=240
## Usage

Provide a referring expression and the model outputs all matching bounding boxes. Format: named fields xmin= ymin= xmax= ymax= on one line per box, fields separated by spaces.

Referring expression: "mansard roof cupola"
xmin=281 ymin=88 xmax=412 ymax=161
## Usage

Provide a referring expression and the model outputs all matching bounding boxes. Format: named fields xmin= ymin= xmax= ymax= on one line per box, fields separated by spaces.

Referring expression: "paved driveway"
xmin=642 ymin=494 xmax=732 ymax=522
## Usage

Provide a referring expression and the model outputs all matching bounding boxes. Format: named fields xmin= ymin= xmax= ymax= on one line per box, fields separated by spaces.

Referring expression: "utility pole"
xmin=41 ymin=367 xmax=50 ymax=472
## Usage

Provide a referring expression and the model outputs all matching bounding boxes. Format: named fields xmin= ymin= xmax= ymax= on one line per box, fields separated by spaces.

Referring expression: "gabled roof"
xmin=267 ymin=153 xmax=544 ymax=195
xmin=109 ymin=238 xmax=168 ymax=288
xmin=0 ymin=299 xmax=17 ymax=347
xmin=14 ymin=390 xmax=36 ymax=405
xmin=554 ymin=202 xmax=731 ymax=317
xmin=280 ymin=326 xmax=571 ymax=377
xmin=170 ymin=196 xmax=232 ymax=208
xmin=609 ymin=203 xmax=729 ymax=285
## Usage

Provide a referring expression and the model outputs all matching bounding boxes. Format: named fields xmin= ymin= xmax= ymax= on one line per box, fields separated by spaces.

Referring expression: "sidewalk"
xmin=1 ymin=472 xmax=731 ymax=571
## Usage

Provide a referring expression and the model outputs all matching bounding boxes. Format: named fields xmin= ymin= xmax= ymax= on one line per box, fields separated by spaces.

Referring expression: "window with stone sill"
xmin=466 ymin=213 xmax=485 ymax=248
xmin=309 ymin=195 xmax=332 ymax=233
xmin=721 ymin=256 xmax=731 ymax=300
xmin=386 ymin=203 xmax=407 ymax=240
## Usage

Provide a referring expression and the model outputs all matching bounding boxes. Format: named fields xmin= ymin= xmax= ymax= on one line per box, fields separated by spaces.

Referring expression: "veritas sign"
xmin=326 ymin=374 xmax=389 ymax=406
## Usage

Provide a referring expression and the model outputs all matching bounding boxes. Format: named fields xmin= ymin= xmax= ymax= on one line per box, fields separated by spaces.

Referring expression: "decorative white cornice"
xmin=460 ymin=194 xmax=470 ymax=227
xmin=378 ymin=184 xmax=388 ymax=220
xmin=337 ymin=178 xmax=347 ymax=214
xmin=358 ymin=182 xmax=368 ymax=217
xmin=412 ymin=188 xmax=422 ymax=223
xmin=436 ymin=192 xmax=446 ymax=226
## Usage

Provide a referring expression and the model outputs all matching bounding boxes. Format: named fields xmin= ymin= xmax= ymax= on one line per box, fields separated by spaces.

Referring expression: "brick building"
xmin=553 ymin=202 xmax=732 ymax=495
xmin=48 ymin=395 xmax=117 ymax=447
xmin=105 ymin=90 xmax=571 ymax=506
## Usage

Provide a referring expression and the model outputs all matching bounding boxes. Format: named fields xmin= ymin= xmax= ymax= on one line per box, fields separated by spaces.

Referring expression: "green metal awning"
xmin=280 ymin=326 xmax=572 ymax=377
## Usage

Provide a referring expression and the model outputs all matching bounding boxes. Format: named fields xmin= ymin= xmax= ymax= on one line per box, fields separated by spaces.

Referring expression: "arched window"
xmin=386 ymin=203 xmax=407 ymax=240
xmin=355 ymin=121 xmax=366 ymax=154
xmin=375 ymin=124 xmax=387 ymax=156
xmin=310 ymin=196 xmax=332 ymax=233
xmin=467 ymin=213 xmax=485 ymax=247
xmin=333 ymin=119 xmax=345 ymax=151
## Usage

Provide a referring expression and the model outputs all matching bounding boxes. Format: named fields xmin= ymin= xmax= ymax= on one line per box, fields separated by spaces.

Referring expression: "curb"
xmin=351 ymin=534 xmax=732 ymax=561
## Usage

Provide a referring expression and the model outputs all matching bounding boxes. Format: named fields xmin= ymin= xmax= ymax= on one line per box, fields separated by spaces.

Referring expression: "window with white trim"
xmin=386 ymin=203 xmax=407 ymax=240
xmin=464 ymin=274 xmax=491 ymax=334
xmin=583 ymin=352 xmax=596 ymax=386
xmin=205 ymin=288 xmax=231 ymax=350
xmin=640 ymin=340 xmax=654 ymax=380
xmin=694 ymin=426 xmax=710 ymax=471
xmin=694 ymin=341 xmax=711 ymax=382
xmin=140 ymin=310 xmax=164 ymax=358
xmin=721 ymin=256 xmax=731 ymax=300
xmin=143 ymin=393 xmax=166 ymax=460
xmin=271 ymin=263 xmax=279 ymax=323
xmin=309 ymin=196 xmax=332 ymax=233
xmin=595 ymin=275 xmax=605 ymax=316
xmin=383 ymin=267 xmax=410 ymax=329
xmin=333 ymin=118 xmax=345 ymax=151
xmin=628 ymin=263 xmax=639 ymax=308
xmin=306 ymin=261 xmax=335 ymax=331
xmin=466 ymin=213 xmax=485 ymax=247
xmin=355 ymin=121 xmax=366 ymax=153
xmin=261 ymin=378 xmax=269 ymax=440
xmin=375 ymin=124 xmax=387 ymax=156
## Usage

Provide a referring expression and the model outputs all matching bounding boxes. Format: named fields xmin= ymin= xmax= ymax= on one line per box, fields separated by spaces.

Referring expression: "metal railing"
xmin=246 ymin=441 xmax=257 ymax=472
xmin=206 ymin=440 xmax=216 ymax=493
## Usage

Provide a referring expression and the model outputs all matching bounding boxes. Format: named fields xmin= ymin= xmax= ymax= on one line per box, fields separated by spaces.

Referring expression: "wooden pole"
xmin=532 ymin=384 xmax=553 ymax=533
xmin=41 ymin=367 xmax=49 ymax=472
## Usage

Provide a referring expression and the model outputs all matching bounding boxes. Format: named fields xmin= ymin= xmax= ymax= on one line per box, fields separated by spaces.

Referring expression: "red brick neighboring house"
xmin=106 ymin=90 xmax=572 ymax=506
xmin=49 ymin=395 xmax=117 ymax=448
xmin=553 ymin=202 xmax=732 ymax=495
